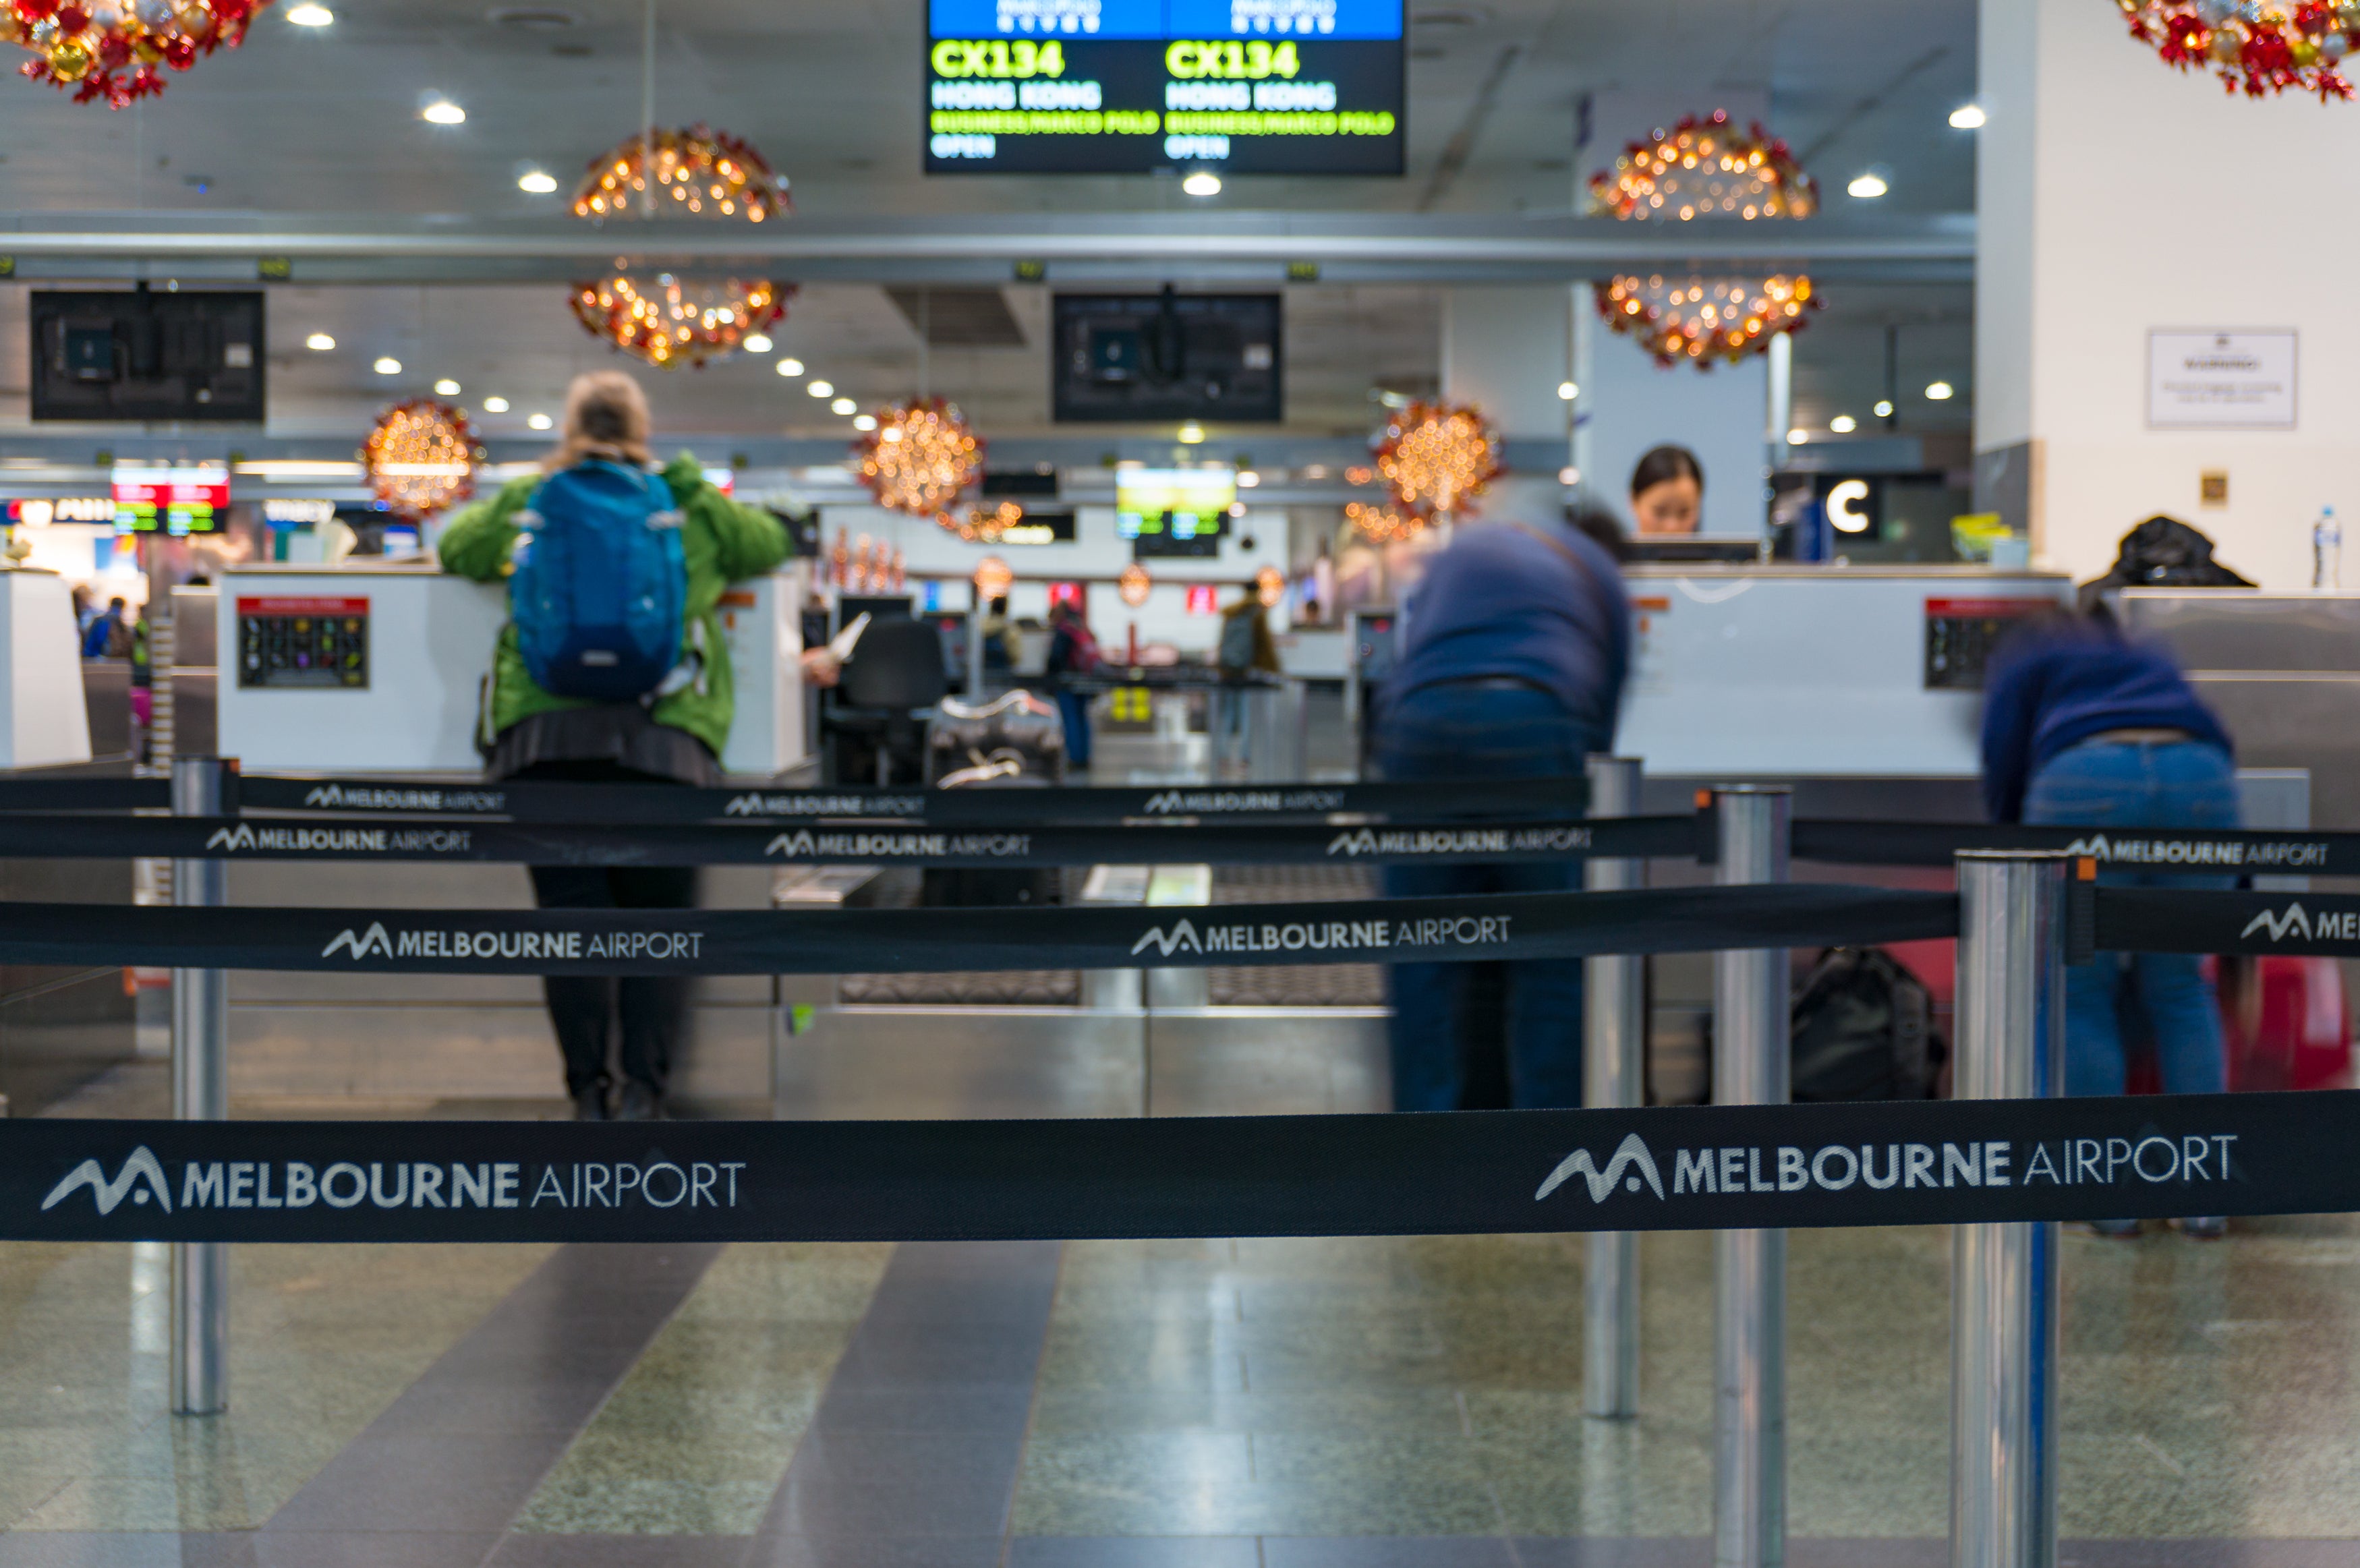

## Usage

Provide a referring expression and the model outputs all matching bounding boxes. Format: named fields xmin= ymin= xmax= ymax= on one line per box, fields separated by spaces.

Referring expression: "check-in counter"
xmin=0 ymin=569 xmax=92 ymax=770
xmin=1617 ymin=565 xmax=2076 ymax=778
xmin=216 ymin=562 xmax=810 ymax=777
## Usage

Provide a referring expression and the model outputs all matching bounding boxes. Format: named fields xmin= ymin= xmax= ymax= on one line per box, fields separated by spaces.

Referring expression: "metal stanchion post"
xmin=1583 ymin=754 xmax=1645 ymax=1420
xmin=1713 ymin=784 xmax=1790 ymax=1568
xmin=1951 ymin=852 xmax=2067 ymax=1568
xmin=171 ymin=755 xmax=234 ymax=1416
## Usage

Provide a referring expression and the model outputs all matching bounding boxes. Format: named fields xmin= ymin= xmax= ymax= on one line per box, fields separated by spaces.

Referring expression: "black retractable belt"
xmin=0 ymin=882 xmax=1958 ymax=975
xmin=10 ymin=1090 xmax=2355 ymax=1244
xmin=2095 ymin=886 xmax=2360 ymax=960
xmin=0 ymin=776 xmax=168 ymax=813
xmin=1792 ymin=818 xmax=2359 ymax=876
xmin=0 ymin=812 xmax=1698 ymax=869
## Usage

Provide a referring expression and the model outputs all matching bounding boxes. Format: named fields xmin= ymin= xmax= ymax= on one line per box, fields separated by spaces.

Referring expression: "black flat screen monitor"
xmin=30 ymin=289 xmax=266 ymax=423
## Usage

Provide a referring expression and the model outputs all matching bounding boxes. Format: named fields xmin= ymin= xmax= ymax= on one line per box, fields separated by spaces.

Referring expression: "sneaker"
xmin=614 ymin=1081 xmax=667 ymax=1122
xmin=571 ymin=1084 xmax=609 ymax=1122
xmin=2069 ymin=1218 xmax=2142 ymax=1240
xmin=2174 ymin=1216 xmax=2228 ymax=1240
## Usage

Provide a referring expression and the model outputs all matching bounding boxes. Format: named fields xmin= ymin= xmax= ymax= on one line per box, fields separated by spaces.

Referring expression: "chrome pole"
xmin=171 ymin=755 xmax=232 ymax=1416
xmin=1951 ymin=852 xmax=2067 ymax=1568
xmin=1583 ymin=753 xmax=1645 ymax=1420
xmin=1713 ymin=785 xmax=1790 ymax=1568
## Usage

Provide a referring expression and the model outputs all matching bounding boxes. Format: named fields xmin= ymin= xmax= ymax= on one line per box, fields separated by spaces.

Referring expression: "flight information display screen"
xmin=925 ymin=0 xmax=1404 ymax=176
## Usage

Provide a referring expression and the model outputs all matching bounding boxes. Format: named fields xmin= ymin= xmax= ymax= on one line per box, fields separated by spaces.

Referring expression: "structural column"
xmin=1582 ymin=755 xmax=1646 ymax=1420
xmin=171 ymin=755 xmax=233 ymax=1416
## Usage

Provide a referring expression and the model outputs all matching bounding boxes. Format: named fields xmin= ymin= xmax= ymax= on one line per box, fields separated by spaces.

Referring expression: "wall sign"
xmin=237 ymin=596 xmax=370 ymax=689
xmin=2147 ymin=330 xmax=2297 ymax=429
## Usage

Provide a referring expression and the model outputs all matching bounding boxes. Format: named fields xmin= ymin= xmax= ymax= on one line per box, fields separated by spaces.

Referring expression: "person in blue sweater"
xmin=1980 ymin=609 xmax=2237 ymax=1238
xmin=1376 ymin=502 xmax=1630 ymax=1113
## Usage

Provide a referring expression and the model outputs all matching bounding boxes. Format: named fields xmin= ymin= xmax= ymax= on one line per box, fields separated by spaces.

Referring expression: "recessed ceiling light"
xmin=1181 ymin=171 xmax=1222 ymax=197
xmin=807 ymin=380 xmax=834 ymax=397
xmin=434 ymin=379 xmax=461 ymax=396
xmin=830 ymin=397 xmax=857 ymax=415
xmin=304 ymin=332 xmax=335 ymax=351
xmin=1178 ymin=422 xmax=1206 ymax=444
xmin=286 ymin=2 xmax=333 ymax=22
xmin=1949 ymin=103 xmax=1986 ymax=129
xmin=777 ymin=357 xmax=804 ymax=376
xmin=373 ymin=357 xmax=402 ymax=374
xmin=1829 ymin=413 xmax=1857 ymax=434
xmin=517 ymin=170 xmax=558 ymax=194
xmin=527 ymin=413 xmax=554 ymax=430
xmin=1557 ymin=465 xmax=1582 ymax=486
xmin=482 ymin=396 xmax=511 ymax=412
xmin=1236 ymin=471 xmax=1259 ymax=488
xmin=1787 ymin=428 xmax=1809 ymax=444
xmin=1556 ymin=381 xmax=1578 ymax=401
xmin=743 ymin=333 xmax=773 ymax=353
xmin=1926 ymin=380 xmax=1955 ymax=401
xmin=421 ymin=98 xmax=466 ymax=125
xmin=853 ymin=414 xmax=877 ymax=432
xmin=1847 ymin=171 xmax=1887 ymax=199
xmin=1873 ymin=399 xmax=1895 ymax=417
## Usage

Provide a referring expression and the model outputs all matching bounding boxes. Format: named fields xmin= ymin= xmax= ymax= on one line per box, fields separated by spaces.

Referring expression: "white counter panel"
xmin=0 ymin=570 xmax=93 ymax=770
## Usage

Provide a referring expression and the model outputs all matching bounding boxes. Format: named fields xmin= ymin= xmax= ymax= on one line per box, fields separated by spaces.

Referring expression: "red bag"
xmin=2220 ymin=955 xmax=2352 ymax=1092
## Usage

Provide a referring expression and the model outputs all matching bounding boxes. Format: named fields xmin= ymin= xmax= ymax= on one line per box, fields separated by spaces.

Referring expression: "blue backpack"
xmin=509 ymin=461 xmax=689 ymax=702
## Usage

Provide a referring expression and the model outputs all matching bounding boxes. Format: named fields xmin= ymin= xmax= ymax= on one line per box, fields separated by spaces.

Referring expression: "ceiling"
xmin=0 ymin=0 xmax=1981 ymax=448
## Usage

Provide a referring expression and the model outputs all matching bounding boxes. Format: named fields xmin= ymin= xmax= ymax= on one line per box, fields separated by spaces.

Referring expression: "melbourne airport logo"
xmin=2238 ymin=901 xmax=2360 ymax=943
xmin=1325 ymin=826 xmax=1591 ymax=859
xmin=726 ymin=792 xmax=927 ymax=817
xmin=203 ymin=824 xmax=473 ymax=855
xmin=1128 ymin=912 xmax=1514 ymax=958
xmin=42 ymin=1147 xmax=172 ymax=1217
xmin=320 ymin=921 xmax=706 ymax=962
xmin=1141 ymin=788 xmax=1348 ymax=815
xmin=300 ymin=784 xmax=506 ymax=813
xmin=1535 ymin=1134 xmax=1665 ymax=1203
xmin=763 ymin=830 xmax=1030 ymax=860
xmin=2063 ymin=832 xmax=2328 ymax=870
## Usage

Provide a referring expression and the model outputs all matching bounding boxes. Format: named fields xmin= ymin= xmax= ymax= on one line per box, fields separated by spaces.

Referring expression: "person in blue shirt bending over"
xmin=1375 ymin=502 xmax=1630 ymax=1113
xmin=1980 ymin=606 xmax=2237 ymax=1238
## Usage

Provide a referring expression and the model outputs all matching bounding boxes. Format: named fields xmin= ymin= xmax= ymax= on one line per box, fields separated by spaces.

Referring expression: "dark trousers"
xmin=529 ymin=864 xmax=699 ymax=1097
xmin=1376 ymin=683 xmax=1601 ymax=1113
xmin=1054 ymin=689 xmax=1093 ymax=770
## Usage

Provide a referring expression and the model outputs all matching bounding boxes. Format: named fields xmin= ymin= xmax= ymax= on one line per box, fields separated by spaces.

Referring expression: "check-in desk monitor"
xmin=1616 ymin=566 xmax=2074 ymax=778
xmin=217 ymin=563 xmax=809 ymax=777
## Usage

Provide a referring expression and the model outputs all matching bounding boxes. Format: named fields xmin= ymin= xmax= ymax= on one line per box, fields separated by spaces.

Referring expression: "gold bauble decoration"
xmin=973 ymin=556 xmax=1014 ymax=602
xmin=1118 ymin=562 xmax=1152 ymax=607
xmin=1374 ymin=401 xmax=1503 ymax=520
xmin=854 ymin=397 xmax=985 ymax=525
xmin=364 ymin=399 xmax=478 ymax=522
xmin=1345 ymin=499 xmax=1426 ymax=544
xmin=1255 ymin=564 xmax=1286 ymax=607
xmin=1595 ymin=274 xmax=1820 ymax=369
xmin=567 ymin=274 xmax=789 ymax=370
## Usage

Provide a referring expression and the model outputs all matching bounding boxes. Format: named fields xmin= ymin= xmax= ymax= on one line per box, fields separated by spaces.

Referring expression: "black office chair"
xmin=822 ymin=614 xmax=949 ymax=786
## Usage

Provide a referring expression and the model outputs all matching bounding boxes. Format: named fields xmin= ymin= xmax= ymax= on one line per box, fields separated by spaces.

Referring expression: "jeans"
xmin=1054 ymin=689 xmax=1093 ymax=771
xmin=2024 ymin=737 xmax=2238 ymax=1099
xmin=1377 ymin=683 xmax=1601 ymax=1112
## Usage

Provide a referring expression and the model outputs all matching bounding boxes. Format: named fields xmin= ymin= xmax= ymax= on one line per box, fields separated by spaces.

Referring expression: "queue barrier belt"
xmin=0 ymin=883 xmax=1960 ymax=976
xmin=9 ymin=1090 xmax=2357 ymax=1243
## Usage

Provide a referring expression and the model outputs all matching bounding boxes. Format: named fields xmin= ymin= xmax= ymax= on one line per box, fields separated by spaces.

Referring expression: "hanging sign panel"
xmin=2146 ymin=329 xmax=2297 ymax=429
xmin=924 ymin=0 xmax=1404 ymax=175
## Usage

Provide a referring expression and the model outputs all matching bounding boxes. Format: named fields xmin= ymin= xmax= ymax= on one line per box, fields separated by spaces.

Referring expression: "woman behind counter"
xmin=440 ymin=370 xmax=788 ymax=1122
xmin=1628 ymin=444 xmax=1704 ymax=535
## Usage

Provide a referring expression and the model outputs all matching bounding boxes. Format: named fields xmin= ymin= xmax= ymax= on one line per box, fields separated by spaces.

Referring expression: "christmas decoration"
xmin=853 ymin=397 xmax=985 ymax=526
xmin=952 ymin=500 xmax=1023 ymax=544
xmin=9 ymin=0 xmax=269 ymax=109
xmin=2120 ymin=0 xmax=2355 ymax=98
xmin=569 ymin=125 xmax=793 ymax=368
xmin=363 ymin=399 xmax=477 ymax=521
xmin=1118 ymin=562 xmax=1152 ymax=607
xmin=1373 ymin=401 xmax=1502 ymax=519
xmin=1586 ymin=111 xmax=1824 ymax=370
xmin=1345 ymin=498 xmax=1426 ymax=544
xmin=973 ymin=555 xmax=1014 ymax=602
xmin=1596 ymin=274 xmax=1820 ymax=368
xmin=1255 ymin=564 xmax=1286 ymax=607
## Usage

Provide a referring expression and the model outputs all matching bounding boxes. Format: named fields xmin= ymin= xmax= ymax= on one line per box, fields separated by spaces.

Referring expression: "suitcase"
xmin=2220 ymin=955 xmax=2352 ymax=1092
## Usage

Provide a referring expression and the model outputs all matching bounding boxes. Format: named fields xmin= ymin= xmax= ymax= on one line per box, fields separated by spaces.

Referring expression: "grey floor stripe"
xmin=245 ymin=1241 xmax=723 ymax=1565
xmin=744 ymin=1239 xmax=1064 ymax=1568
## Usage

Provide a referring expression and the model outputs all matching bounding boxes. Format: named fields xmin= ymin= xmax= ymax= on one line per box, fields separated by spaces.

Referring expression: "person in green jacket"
xmin=440 ymin=369 xmax=787 ymax=1122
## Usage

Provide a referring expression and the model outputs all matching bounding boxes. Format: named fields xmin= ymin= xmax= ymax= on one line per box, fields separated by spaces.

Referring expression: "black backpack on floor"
xmin=1790 ymin=948 xmax=1943 ymax=1101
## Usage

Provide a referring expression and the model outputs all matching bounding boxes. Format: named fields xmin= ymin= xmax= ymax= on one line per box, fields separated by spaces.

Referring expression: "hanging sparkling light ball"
xmin=952 ymin=499 xmax=1023 ymax=544
xmin=1255 ymin=564 xmax=1286 ymax=608
xmin=569 ymin=125 xmax=793 ymax=368
xmin=973 ymin=555 xmax=1014 ymax=602
xmin=1374 ymin=401 xmax=1503 ymax=520
xmin=2120 ymin=0 xmax=2355 ymax=96
xmin=1118 ymin=562 xmax=1153 ymax=608
xmin=1588 ymin=111 xmax=1825 ymax=371
xmin=854 ymin=397 xmax=985 ymax=527
xmin=363 ymin=399 xmax=478 ymax=522
xmin=7 ymin=0 xmax=266 ymax=107
xmin=1345 ymin=498 xmax=1426 ymax=545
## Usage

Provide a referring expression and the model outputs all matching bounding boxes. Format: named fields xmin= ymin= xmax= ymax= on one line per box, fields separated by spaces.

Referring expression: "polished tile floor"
xmin=1 ymin=1212 xmax=2355 ymax=1566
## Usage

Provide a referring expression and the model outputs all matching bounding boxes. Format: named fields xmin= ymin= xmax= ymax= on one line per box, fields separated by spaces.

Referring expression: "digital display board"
xmin=1118 ymin=467 xmax=1235 ymax=543
xmin=925 ymin=0 xmax=1404 ymax=175
xmin=111 ymin=463 xmax=228 ymax=535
